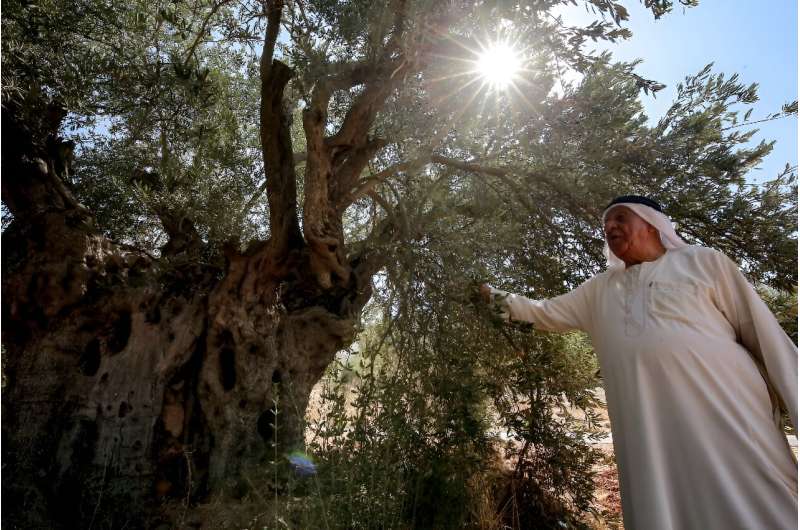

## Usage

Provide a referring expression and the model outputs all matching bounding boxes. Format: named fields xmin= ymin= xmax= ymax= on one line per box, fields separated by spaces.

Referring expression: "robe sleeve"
xmin=491 ymin=277 xmax=597 ymax=333
xmin=709 ymin=249 xmax=798 ymax=431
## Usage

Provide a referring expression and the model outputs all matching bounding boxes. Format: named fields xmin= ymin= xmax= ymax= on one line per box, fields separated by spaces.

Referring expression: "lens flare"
xmin=475 ymin=42 xmax=521 ymax=89
xmin=287 ymin=451 xmax=317 ymax=476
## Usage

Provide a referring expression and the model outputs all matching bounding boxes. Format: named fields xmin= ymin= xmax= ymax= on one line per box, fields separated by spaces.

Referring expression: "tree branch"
xmin=324 ymin=0 xmax=410 ymax=149
xmin=431 ymin=154 xmax=546 ymax=214
xmin=299 ymin=53 xmax=404 ymax=289
xmin=298 ymin=0 xmax=441 ymax=289
xmin=432 ymin=155 xmax=605 ymax=225
xmin=126 ymin=167 xmax=204 ymax=257
xmin=182 ymin=0 xmax=231 ymax=67
xmin=260 ymin=0 xmax=283 ymax=79
xmin=431 ymin=155 xmax=515 ymax=179
xmin=341 ymin=155 xmax=431 ymax=208
xmin=238 ymin=151 xmax=307 ymax=220
xmin=260 ymin=0 xmax=303 ymax=254
xmin=1 ymin=101 xmax=90 ymax=223
xmin=154 ymin=205 xmax=203 ymax=257
xmin=324 ymin=59 xmax=408 ymax=149
xmin=331 ymin=137 xmax=389 ymax=209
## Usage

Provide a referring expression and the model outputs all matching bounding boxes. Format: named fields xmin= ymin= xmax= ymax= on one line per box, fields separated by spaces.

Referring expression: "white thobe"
xmin=499 ymin=245 xmax=797 ymax=530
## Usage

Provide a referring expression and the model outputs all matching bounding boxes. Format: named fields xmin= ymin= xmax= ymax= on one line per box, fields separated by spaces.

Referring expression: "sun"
xmin=423 ymin=31 xmax=533 ymax=114
xmin=475 ymin=42 xmax=522 ymax=90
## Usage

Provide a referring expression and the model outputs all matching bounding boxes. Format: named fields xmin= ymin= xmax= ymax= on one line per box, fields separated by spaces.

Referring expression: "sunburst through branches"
xmin=474 ymin=41 xmax=522 ymax=90
xmin=424 ymin=27 xmax=537 ymax=120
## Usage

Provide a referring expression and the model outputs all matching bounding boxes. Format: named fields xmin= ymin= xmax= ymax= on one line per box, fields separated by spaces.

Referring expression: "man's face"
xmin=603 ymin=206 xmax=657 ymax=262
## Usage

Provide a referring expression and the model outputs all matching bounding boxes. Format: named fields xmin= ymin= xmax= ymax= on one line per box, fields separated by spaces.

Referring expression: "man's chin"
xmin=608 ymin=244 xmax=628 ymax=261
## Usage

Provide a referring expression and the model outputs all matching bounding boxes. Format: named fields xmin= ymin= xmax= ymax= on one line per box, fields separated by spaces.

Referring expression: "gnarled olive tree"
xmin=2 ymin=0 xmax=795 ymax=527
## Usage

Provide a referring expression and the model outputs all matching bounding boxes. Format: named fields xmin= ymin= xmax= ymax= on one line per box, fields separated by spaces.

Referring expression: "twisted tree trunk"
xmin=1 ymin=2 xmax=425 ymax=525
xmin=0 ymin=100 xmax=376 ymax=527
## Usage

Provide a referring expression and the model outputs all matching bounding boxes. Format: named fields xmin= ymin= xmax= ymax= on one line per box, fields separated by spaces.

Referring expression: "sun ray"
xmin=474 ymin=84 xmax=496 ymax=125
xmin=474 ymin=42 xmax=522 ymax=90
xmin=435 ymin=77 xmax=491 ymax=126
xmin=424 ymin=69 xmax=483 ymax=85
xmin=429 ymin=74 xmax=486 ymax=107
xmin=508 ymin=79 xmax=540 ymax=113
xmin=421 ymin=29 xmax=537 ymax=124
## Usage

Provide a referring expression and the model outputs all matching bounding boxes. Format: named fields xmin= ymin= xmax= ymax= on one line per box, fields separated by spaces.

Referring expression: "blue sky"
xmin=557 ymin=1 xmax=797 ymax=185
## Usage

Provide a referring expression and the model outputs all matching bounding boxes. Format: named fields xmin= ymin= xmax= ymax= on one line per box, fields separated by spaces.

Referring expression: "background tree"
xmin=2 ymin=0 xmax=795 ymax=527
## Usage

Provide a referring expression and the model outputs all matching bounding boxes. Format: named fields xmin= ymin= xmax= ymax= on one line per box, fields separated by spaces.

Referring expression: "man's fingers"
xmin=479 ymin=283 xmax=492 ymax=304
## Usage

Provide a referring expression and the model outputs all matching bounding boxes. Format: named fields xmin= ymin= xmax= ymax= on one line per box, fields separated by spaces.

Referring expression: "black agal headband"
xmin=605 ymin=195 xmax=663 ymax=213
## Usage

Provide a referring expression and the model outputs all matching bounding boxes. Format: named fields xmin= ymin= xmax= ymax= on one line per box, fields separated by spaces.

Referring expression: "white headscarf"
xmin=601 ymin=202 xmax=688 ymax=271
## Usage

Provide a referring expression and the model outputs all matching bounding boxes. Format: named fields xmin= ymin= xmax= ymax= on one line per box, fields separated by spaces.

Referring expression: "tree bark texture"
xmin=1 ymin=3 xmax=424 ymax=525
xmin=1 ymin=101 xmax=375 ymax=527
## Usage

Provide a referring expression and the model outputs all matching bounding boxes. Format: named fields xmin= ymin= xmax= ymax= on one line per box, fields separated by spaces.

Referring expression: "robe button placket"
xmin=623 ymin=267 xmax=644 ymax=336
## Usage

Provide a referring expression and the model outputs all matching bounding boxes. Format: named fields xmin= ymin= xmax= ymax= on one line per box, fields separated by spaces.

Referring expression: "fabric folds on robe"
xmin=494 ymin=245 xmax=797 ymax=530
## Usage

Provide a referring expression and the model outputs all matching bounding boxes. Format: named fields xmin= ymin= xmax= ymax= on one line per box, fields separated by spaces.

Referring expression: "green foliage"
xmin=760 ymin=285 xmax=798 ymax=345
xmin=291 ymin=184 xmax=606 ymax=528
xmin=5 ymin=0 xmax=794 ymax=285
xmin=3 ymin=0 xmax=269 ymax=252
xmin=3 ymin=0 xmax=796 ymax=526
xmin=299 ymin=319 xmax=602 ymax=528
xmin=74 ymin=57 xmax=267 ymax=251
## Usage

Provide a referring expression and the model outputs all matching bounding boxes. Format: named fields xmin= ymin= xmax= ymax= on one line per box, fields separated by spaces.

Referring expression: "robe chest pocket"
xmin=648 ymin=281 xmax=698 ymax=322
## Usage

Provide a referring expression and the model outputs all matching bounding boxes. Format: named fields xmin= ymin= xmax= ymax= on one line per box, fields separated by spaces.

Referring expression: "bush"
xmin=295 ymin=277 xmax=605 ymax=529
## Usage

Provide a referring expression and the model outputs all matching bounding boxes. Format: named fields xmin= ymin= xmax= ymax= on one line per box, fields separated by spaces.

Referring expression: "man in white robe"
xmin=482 ymin=195 xmax=797 ymax=530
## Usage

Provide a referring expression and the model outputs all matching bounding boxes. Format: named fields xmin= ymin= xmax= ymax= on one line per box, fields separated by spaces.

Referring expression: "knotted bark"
xmin=1 ymin=99 xmax=378 ymax=527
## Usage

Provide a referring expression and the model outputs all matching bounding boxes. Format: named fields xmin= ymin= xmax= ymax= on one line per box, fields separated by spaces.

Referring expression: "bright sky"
xmin=555 ymin=1 xmax=798 ymax=185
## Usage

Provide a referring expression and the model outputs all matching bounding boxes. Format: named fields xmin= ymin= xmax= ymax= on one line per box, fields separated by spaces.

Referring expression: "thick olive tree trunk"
xmin=1 ymin=103 xmax=374 ymax=528
xmin=2 ymin=3 xmax=424 ymax=525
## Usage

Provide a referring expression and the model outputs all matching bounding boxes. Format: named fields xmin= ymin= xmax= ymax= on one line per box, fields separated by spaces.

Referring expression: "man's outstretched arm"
xmin=480 ymin=278 xmax=597 ymax=333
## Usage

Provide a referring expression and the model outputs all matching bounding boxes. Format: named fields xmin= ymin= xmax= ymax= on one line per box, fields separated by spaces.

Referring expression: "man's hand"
xmin=479 ymin=283 xmax=492 ymax=305
xmin=479 ymin=284 xmax=511 ymax=321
